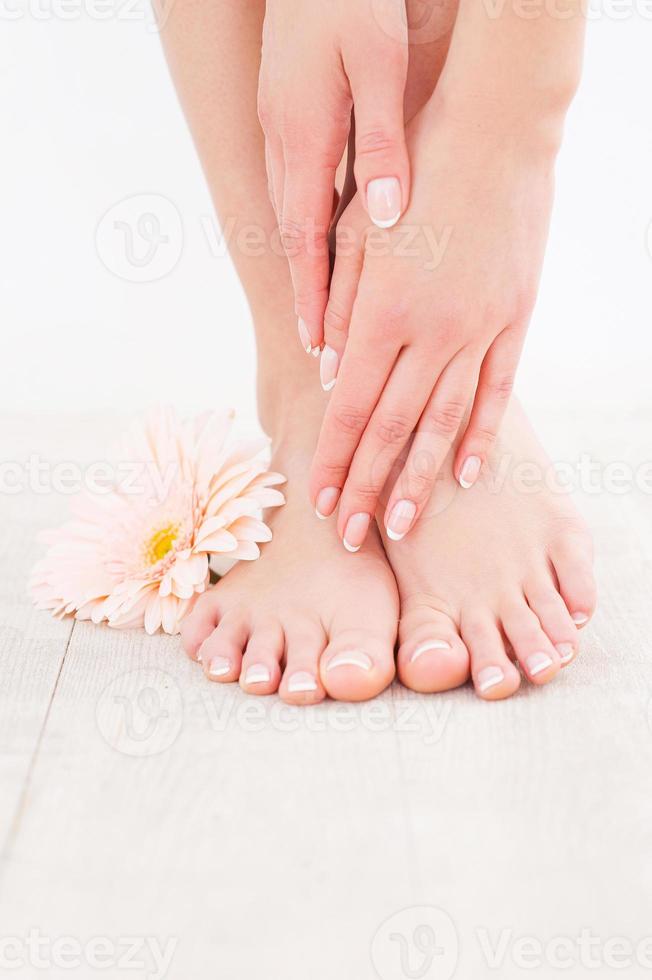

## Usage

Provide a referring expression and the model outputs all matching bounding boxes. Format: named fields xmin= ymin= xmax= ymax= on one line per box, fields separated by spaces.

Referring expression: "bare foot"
xmin=180 ymin=418 xmax=399 ymax=703
xmin=384 ymin=401 xmax=597 ymax=700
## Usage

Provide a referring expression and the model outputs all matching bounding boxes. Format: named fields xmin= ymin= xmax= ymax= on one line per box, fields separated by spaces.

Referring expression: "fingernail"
xmin=477 ymin=666 xmax=505 ymax=693
xmin=315 ymin=486 xmax=340 ymax=520
xmin=572 ymin=611 xmax=589 ymax=626
xmin=244 ymin=663 xmax=271 ymax=685
xmin=297 ymin=317 xmax=313 ymax=354
xmin=459 ymin=455 xmax=482 ymax=489
xmin=411 ymin=639 xmax=452 ymax=663
xmin=343 ymin=512 xmax=371 ymax=553
xmin=311 ymin=346 xmax=321 ymax=358
xmin=326 ymin=650 xmax=372 ymax=672
xmin=386 ymin=499 xmax=417 ymax=541
xmin=320 ymin=345 xmax=339 ymax=391
xmin=208 ymin=656 xmax=231 ymax=678
xmin=288 ymin=671 xmax=318 ymax=693
xmin=526 ymin=652 xmax=554 ymax=677
xmin=557 ymin=643 xmax=575 ymax=665
xmin=367 ymin=177 xmax=401 ymax=229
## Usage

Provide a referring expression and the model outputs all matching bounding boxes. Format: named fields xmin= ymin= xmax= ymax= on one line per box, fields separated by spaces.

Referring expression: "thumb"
xmin=345 ymin=36 xmax=410 ymax=228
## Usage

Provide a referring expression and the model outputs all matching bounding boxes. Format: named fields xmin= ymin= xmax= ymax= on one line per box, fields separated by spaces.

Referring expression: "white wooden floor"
xmin=1 ymin=408 xmax=651 ymax=980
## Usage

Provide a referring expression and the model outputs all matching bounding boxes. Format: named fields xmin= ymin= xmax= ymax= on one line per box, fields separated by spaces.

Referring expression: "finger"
xmin=454 ymin=325 xmax=525 ymax=490
xmin=266 ymin=138 xmax=286 ymax=222
xmin=345 ymin=33 xmax=409 ymax=228
xmin=320 ymin=222 xmax=365 ymax=391
xmin=281 ymin=153 xmax=340 ymax=354
xmin=309 ymin=305 xmax=401 ymax=521
xmin=336 ymin=348 xmax=436 ymax=549
xmin=383 ymin=349 xmax=479 ymax=541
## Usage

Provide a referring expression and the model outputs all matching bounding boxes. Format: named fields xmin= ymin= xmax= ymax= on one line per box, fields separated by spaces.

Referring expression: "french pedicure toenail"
xmin=208 ymin=656 xmax=231 ymax=678
xmin=386 ymin=499 xmax=417 ymax=541
xmin=477 ymin=666 xmax=505 ymax=693
xmin=410 ymin=639 xmax=452 ymax=663
xmin=557 ymin=643 xmax=575 ymax=664
xmin=297 ymin=317 xmax=313 ymax=354
xmin=320 ymin=345 xmax=339 ymax=391
xmin=343 ymin=513 xmax=371 ymax=553
xmin=244 ymin=664 xmax=271 ymax=685
xmin=367 ymin=177 xmax=401 ymax=229
xmin=526 ymin=652 xmax=554 ymax=677
xmin=326 ymin=650 xmax=373 ymax=672
xmin=459 ymin=455 xmax=482 ymax=489
xmin=315 ymin=486 xmax=340 ymax=520
xmin=288 ymin=671 xmax=318 ymax=693
xmin=572 ymin=612 xmax=589 ymax=626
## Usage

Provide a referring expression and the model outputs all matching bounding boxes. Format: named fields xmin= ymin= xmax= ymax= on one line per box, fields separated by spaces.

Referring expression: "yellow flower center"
xmin=143 ymin=523 xmax=180 ymax=566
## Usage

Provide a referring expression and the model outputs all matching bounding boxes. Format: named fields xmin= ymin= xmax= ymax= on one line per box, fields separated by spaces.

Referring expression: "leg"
xmin=159 ymin=0 xmax=405 ymax=701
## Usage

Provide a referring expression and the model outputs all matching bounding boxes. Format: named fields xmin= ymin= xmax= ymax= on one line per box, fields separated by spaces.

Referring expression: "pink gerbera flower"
xmin=30 ymin=408 xmax=285 ymax=634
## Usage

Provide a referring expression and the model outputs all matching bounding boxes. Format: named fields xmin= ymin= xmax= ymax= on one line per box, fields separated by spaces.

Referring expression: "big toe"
xmin=397 ymin=601 xmax=470 ymax=693
xmin=320 ymin=627 xmax=396 ymax=703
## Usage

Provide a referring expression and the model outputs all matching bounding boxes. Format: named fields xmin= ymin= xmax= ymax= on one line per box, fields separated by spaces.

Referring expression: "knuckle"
xmin=425 ymin=399 xmax=466 ymax=437
xmin=485 ymin=373 xmax=515 ymax=402
xmin=332 ymin=404 xmax=369 ymax=437
xmin=324 ymin=303 xmax=349 ymax=336
xmin=372 ymin=412 xmax=411 ymax=446
xmin=356 ymin=128 xmax=398 ymax=158
xmin=348 ymin=483 xmax=382 ymax=505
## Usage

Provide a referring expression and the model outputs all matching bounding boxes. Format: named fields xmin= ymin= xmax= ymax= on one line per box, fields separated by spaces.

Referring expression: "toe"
xmin=198 ymin=611 xmax=248 ymax=683
xmin=397 ymin=603 xmax=469 ymax=693
xmin=462 ymin=612 xmax=521 ymax=700
xmin=320 ymin=628 xmax=395 ymax=702
xmin=501 ymin=596 xmax=561 ymax=686
xmin=279 ymin=620 xmax=327 ymax=705
xmin=240 ymin=618 xmax=284 ymax=695
xmin=525 ymin=574 xmax=579 ymax=668
xmin=550 ymin=530 xmax=597 ymax=628
xmin=180 ymin=592 xmax=220 ymax=663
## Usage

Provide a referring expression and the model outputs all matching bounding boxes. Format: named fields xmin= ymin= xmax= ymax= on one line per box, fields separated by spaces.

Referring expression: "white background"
xmin=2 ymin=2 xmax=651 ymax=431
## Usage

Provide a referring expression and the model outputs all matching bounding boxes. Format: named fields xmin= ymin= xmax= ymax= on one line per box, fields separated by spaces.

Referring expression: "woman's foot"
xmin=384 ymin=400 xmax=597 ymax=700
xmin=180 ymin=397 xmax=399 ymax=703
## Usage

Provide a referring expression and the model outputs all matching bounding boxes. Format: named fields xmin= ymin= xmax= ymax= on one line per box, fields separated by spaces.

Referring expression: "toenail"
xmin=196 ymin=651 xmax=202 ymax=663
xmin=288 ymin=671 xmax=318 ymax=693
xmin=410 ymin=639 xmax=452 ymax=663
xmin=326 ymin=650 xmax=372 ymax=672
xmin=556 ymin=643 xmax=575 ymax=665
xmin=208 ymin=656 xmax=231 ymax=678
xmin=244 ymin=664 xmax=271 ymax=685
xmin=343 ymin=513 xmax=371 ymax=553
xmin=477 ymin=666 xmax=505 ymax=693
xmin=526 ymin=652 xmax=554 ymax=677
xmin=571 ymin=611 xmax=589 ymax=626
xmin=386 ymin=499 xmax=417 ymax=541
xmin=315 ymin=486 xmax=340 ymax=520
xmin=459 ymin=455 xmax=482 ymax=489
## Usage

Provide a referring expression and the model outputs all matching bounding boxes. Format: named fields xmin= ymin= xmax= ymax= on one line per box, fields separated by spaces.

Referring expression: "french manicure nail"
xmin=297 ymin=317 xmax=312 ymax=354
xmin=526 ymin=652 xmax=554 ymax=677
xmin=288 ymin=671 xmax=318 ymax=693
xmin=411 ymin=639 xmax=452 ymax=663
xmin=343 ymin=512 xmax=371 ymax=553
xmin=386 ymin=499 xmax=417 ymax=541
xmin=459 ymin=455 xmax=482 ymax=489
xmin=315 ymin=486 xmax=340 ymax=520
xmin=208 ymin=656 xmax=231 ymax=678
xmin=326 ymin=650 xmax=372 ymax=671
xmin=320 ymin=345 xmax=339 ymax=391
xmin=245 ymin=663 xmax=271 ymax=685
xmin=367 ymin=177 xmax=401 ymax=229
xmin=477 ymin=665 xmax=505 ymax=693
xmin=557 ymin=643 xmax=575 ymax=664
xmin=572 ymin=612 xmax=589 ymax=626
xmin=311 ymin=346 xmax=321 ymax=358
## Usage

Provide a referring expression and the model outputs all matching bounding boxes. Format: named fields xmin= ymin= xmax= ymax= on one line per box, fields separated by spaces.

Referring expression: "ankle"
xmin=256 ymin=352 xmax=326 ymax=449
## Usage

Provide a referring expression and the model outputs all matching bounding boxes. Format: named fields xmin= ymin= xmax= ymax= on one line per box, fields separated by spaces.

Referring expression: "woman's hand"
xmin=258 ymin=0 xmax=412 ymax=353
xmin=310 ymin=100 xmax=559 ymax=549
